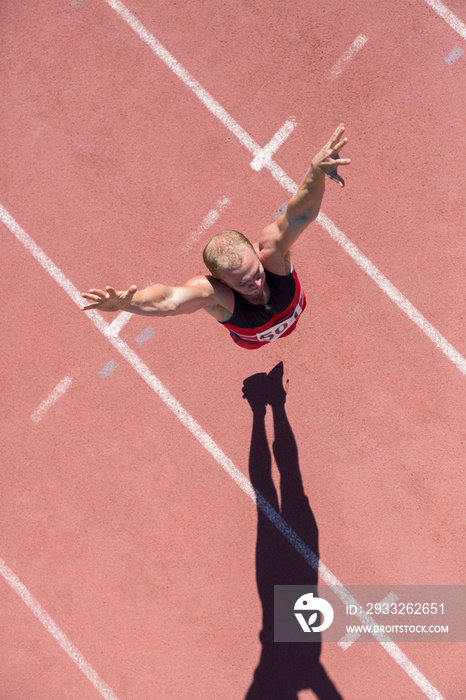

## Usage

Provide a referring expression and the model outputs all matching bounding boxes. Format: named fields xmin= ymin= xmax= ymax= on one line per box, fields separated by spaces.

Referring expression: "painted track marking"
xmin=107 ymin=311 xmax=132 ymax=337
xmin=330 ymin=34 xmax=369 ymax=80
xmin=30 ymin=376 xmax=72 ymax=423
xmin=107 ymin=281 xmax=155 ymax=336
xmin=338 ymin=592 xmax=399 ymax=650
xmin=318 ymin=213 xmax=466 ymax=374
xmin=0 ymin=557 xmax=121 ymax=700
xmin=104 ymin=0 xmax=295 ymax=195
xmin=99 ymin=359 xmax=119 ymax=378
xmin=103 ymin=0 xmax=466 ymax=376
xmin=0 ymin=205 xmax=446 ymax=700
xmin=4 ymin=0 xmax=463 ymax=694
xmin=249 ymin=117 xmax=297 ymax=171
xmin=444 ymin=46 xmax=464 ymax=63
xmin=135 ymin=325 xmax=155 ymax=345
xmin=421 ymin=0 xmax=466 ymax=40
xmin=184 ymin=196 xmax=230 ymax=251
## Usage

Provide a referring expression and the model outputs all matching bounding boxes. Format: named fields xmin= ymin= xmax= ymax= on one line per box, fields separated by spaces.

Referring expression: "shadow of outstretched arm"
xmin=243 ymin=363 xmax=344 ymax=700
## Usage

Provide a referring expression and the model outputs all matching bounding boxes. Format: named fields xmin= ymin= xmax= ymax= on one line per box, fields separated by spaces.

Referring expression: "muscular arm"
xmin=81 ymin=276 xmax=217 ymax=316
xmin=258 ymin=124 xmax=350 ymax=261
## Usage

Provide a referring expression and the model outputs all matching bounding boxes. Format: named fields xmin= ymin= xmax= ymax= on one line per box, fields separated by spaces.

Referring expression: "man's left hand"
xmin=311 ymin=124 xmax=350 ymax=187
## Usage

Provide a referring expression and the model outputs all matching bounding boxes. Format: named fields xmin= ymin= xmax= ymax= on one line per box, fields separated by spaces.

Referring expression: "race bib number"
xmin=256 ymin=303 xmax=303 ymax=343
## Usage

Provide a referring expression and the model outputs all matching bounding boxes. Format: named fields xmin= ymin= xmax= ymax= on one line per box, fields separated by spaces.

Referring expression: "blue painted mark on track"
xmin=99 ymin=359 xmax=118 ymax=378
xmin=445 ymin=47 xmax=464 ymax=64
xmin=135 ymin=326 xmax=156 ymax=346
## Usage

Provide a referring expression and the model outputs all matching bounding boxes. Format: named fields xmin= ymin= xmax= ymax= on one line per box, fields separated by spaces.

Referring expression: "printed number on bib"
xmin=256 ymin=307 xmax=302 ymax=343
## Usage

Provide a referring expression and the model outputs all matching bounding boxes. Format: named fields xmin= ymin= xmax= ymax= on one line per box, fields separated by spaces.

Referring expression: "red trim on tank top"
xmin=223 ymin=269 xmax=302 ymax=335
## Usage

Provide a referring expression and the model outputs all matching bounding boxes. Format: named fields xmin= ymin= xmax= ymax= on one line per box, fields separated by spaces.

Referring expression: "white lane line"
xmin=103 ymin=0 xmax=466 ymax=377
xmin=422 ymin=0 xmax=466 ymax=40
xmin=338 ymin=592 xmax=399 ymax=650
xmin=104 ymin=0 xmax=297 ymax=194
xmin=0 ymin=204 xmax=446 ymax=700
xmin=330 ymin=34 xmax=368 ymax=80
xmin=104 ymin=0 xmax=260 ymax=155
xmin=0 ymin=557 xmax=121 ymax=700
xmin=318 ymin=213 xmax=466 ymax=374
xmin=106 ymin=311 xmax=132 ymax=337
xmin=250 ymin=117 xmax=297 ymax=171
xmin=184 ymin=196 xmax=230 ymax=251
xmin=30 ymin=376 xmax=72 ymax=423
xmin=106 ymin=281 xmax=156 ymax=336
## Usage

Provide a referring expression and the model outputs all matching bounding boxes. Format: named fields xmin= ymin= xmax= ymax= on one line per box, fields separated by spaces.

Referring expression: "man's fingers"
xmin=81 ymin=292 xmax=101 ymax=302
xmin=123 ymin=285 xmax=137 ymax=297
xmin=81 ymin=302 xmax=99 ymax=310
xmin=328 ymin=124 xmax=345 ymax=147
xmin=330 ymin=157 xmax=351 ymax=166
xmin=332 ymin=137 xmax=348 ymax=153
xmin=326 ymin=171 xmax=345 ymax=187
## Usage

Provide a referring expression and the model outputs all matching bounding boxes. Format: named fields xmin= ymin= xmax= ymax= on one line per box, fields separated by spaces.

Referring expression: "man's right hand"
xmin=81 ymin=285 xmax=137 ymax=311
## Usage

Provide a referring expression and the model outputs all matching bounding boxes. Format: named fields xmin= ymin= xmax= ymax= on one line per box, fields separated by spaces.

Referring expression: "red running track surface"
xmin=1 ymin=0 xmax=465 ymax=698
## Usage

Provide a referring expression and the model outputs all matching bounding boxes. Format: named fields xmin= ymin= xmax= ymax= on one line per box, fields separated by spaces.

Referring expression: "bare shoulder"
xmin=182 ymin=275 xmax=215 ymax=294
xmin=256 ymin=242 xmax=292 ymax=276
xmin=185 ymin=274 xmax=235 ymax=321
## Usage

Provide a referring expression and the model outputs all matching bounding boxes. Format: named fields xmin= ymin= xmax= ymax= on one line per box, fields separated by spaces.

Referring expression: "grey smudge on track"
xmin=135 ymin=326 xmax=155 ymax=346
xmin=99 ymin=359 xmax=118 ymax=378
xmin=444 ymin=47 xmax=464 ymax=64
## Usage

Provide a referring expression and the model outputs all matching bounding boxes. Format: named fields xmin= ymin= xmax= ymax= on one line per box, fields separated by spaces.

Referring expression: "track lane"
xmin=1 ymin=0 xmax=464 ymax=696
xmin=0 ymin=200 xmax=462 ymax=696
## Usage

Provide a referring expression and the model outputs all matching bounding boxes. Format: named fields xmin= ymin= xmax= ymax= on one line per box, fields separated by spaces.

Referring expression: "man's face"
xmin=219 ymin=247 xmax=268 ymax=303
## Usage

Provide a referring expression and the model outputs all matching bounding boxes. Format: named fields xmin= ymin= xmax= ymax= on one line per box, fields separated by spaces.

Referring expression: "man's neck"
xmin=240 ymin=281 xmax=270 ymax=306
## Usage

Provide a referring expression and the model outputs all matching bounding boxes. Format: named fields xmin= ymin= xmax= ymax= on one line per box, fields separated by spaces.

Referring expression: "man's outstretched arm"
xmin=259 ymin=124 xmax=350 ymax=258
xmin=81 ymin=276 xmax=216 ymax=316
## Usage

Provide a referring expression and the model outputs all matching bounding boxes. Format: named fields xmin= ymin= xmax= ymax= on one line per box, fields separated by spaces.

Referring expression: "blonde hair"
xmin=203 ymin=230 xmax=255 ymax=278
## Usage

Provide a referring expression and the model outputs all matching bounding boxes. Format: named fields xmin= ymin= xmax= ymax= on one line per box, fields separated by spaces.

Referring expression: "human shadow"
xmin=243 ymin=362 xmax=344 ymax=700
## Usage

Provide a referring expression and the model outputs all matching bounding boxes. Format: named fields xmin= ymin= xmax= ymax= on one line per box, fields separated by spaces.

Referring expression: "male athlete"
xmin=82 ymin=125 xmax=350 ymax=349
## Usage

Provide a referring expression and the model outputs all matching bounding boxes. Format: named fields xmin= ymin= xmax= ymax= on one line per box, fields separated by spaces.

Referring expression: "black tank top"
xmin=220 ymin=268 xmax=306 ymax=349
